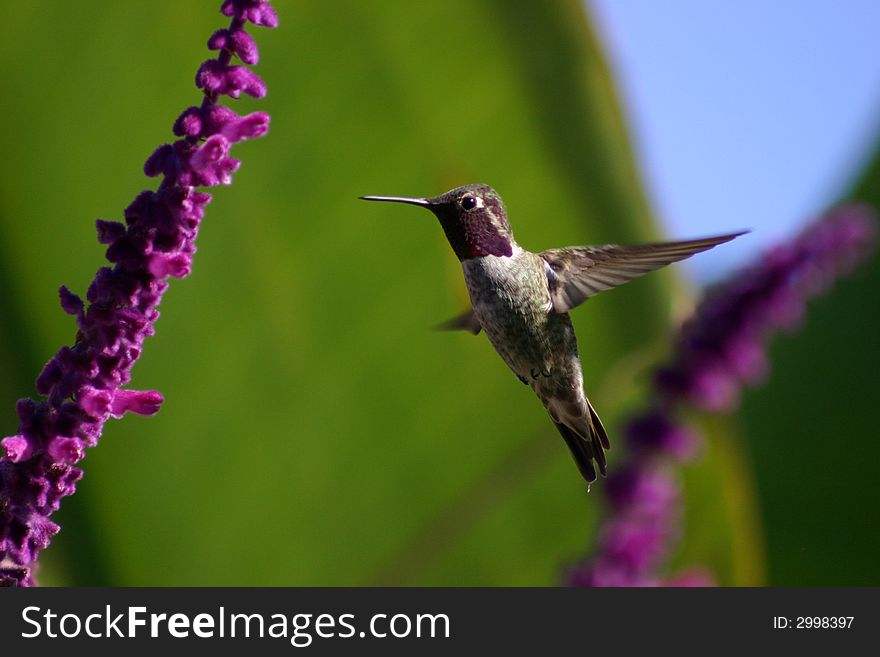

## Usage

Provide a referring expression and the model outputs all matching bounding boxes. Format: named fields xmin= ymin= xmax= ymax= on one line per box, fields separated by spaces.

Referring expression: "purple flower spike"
xmin=190 ymin=134 xmax=233 ymax=176
xmin=1 ymin=436 xmax=33 ymax=463
xmin=569 ymin=205 xmax=877 ymax=588
xmin=624 ymin=411 xmax=700 ymax=462
xmin=95 ymin=219 xmax=126 ymax=245
xmin=209 ymin=27 xmax=259 ymax=65
xmin=222 ymin=111 xmax=271 ymax=142
xmin=196 ymin=60 xmax=267 ymax=99
xmin=221 ymin=0 xmax=279 ymax=28
xmin=0 ymin=567 xmax=32 ymax=588
xmin=667 ymin=205 xmax=877 ymax=415
xmin=173 ymin=107 xmax=204 ymax=137
xmin=58 ymin=287 xmax=84 ymax=316
xmin=109 ymin=390 xmax=164 ymax=419
xmin=47 ymin=437 xmax=85 ymax=465
xmin=0 ymin=1 xmax=274 ymax=587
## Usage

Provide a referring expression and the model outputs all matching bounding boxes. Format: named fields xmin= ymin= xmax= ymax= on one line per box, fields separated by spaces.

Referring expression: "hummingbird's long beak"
xmin=359 ymin=195 xmax=431 ymax=207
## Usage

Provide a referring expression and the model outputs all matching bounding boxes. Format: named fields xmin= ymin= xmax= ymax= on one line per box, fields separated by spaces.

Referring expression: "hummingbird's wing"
xmin=436 ymin=309 xmax=482 ymax=335
xmin=540 ymin=232 xmax=746 ymax=314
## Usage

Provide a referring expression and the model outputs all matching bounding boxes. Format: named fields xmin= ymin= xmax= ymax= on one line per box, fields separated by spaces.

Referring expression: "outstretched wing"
xmin=541 ymin=231 xmax=746 ymax=314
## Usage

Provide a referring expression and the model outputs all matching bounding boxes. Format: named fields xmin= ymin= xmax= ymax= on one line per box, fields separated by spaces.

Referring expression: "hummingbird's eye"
xmin=460 ymin=196 xmax=478 ymax=211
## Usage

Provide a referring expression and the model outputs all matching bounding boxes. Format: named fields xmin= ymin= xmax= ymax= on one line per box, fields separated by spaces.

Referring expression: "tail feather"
xmin=588 ymin=401 xmax=610 ymax=451
xmin=590 ymin=425 xmax=608 ymax=477
xmin=554 ymin=421 xmax=598 ymax=483
xmin=552 ymin=402 xmax=610 ymax=483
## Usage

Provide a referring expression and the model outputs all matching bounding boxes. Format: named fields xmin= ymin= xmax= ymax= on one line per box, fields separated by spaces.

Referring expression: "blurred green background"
xmin=0 ymin=1 xmax=877 ymax=586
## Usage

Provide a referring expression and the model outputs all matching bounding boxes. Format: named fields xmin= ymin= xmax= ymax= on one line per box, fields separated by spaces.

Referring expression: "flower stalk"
xmin=0 ymin=0 xmax=276 ymax=587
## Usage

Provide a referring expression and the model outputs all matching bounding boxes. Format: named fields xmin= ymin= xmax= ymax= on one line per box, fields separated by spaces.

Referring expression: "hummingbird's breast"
xmin=462 ymin=248 xmax=576 ymax=380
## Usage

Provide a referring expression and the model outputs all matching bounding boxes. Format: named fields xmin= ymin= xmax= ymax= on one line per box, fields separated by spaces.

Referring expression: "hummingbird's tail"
xmin=551 ymin=400 xmax=609 ymax=484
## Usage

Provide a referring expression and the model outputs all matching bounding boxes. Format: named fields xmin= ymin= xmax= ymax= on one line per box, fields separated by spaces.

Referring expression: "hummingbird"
xmin=361 ymin=184 xmax=744 ymax=484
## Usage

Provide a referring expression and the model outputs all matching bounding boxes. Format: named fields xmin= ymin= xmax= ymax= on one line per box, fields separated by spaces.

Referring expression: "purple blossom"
xmin=659 ymin=205 xmax=876 ymax=412
xmin=569 ymin=205 xmax=877 ymax=587
xmin=0 ymin=0 xmax=275 ymax=587
xmin=624 ymin=410 xmax=700 ymax=462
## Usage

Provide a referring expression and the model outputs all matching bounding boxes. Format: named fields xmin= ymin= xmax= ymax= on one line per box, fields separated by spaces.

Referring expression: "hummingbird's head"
xmin=361 ymin=183 xmax=515 ymax=260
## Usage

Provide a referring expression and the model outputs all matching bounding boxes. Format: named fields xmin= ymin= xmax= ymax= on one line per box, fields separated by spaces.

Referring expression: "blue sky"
xmin=589 ymin=0 xmax=880 ymax=278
